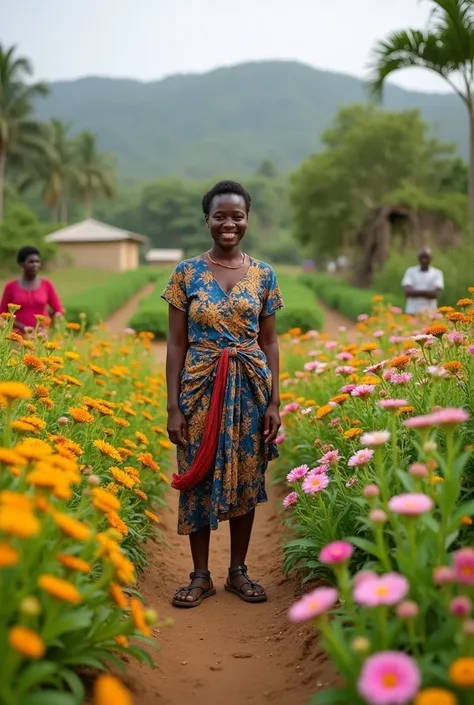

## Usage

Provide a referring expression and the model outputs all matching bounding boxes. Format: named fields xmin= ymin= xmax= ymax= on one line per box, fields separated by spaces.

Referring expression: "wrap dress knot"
xmin=161 ymin=255 xmax=284 ymax=535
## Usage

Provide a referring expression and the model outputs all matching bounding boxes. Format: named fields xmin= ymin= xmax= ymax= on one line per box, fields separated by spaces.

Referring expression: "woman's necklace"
xmin=207 ymin=251 xmax=246 ymax=270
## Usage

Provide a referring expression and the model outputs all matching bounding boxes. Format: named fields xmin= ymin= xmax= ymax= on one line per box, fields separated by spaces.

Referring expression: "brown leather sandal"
xmin=225 ymin=564 xmax=268 ymax=603
xmin=171 ymin=569 xmax=216 ymax=608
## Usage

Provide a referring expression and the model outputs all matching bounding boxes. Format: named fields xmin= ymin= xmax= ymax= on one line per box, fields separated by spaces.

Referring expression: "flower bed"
xmin=300 ymin=273 xmax=404 ymax=322
xmin=0 ymin=312 xmax=171 ymax=704
xmin=128 ymin=269 xmax=325 ymax=338
xmin=63 ymin=268 xmax=163 ymax=327
xmin=277 ymin=298 xmax=474 ymax=704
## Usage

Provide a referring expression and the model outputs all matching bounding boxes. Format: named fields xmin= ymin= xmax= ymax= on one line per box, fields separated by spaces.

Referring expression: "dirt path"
xmin=318 ymin=300 xmax=357 ymax=340
xmin=124 ymin=485 xmax=337 ymax=705
xmin=105 ymin=283 xmax=156 ymax=335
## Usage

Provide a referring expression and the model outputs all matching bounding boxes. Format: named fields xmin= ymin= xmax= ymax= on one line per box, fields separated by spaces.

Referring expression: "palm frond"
xmin=427 ymin=0 xmax=474 ymax=65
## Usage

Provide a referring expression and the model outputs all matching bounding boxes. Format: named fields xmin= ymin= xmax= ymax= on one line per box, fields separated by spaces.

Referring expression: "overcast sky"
xmin=4 ymin=0 xmax=451 ymax=93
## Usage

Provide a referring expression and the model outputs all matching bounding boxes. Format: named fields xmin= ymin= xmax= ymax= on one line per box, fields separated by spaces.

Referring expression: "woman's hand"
xmin=263 ymin=403 xmax=281 ymax=444
xmin=167 ymin=408 xmax=188 ymax=447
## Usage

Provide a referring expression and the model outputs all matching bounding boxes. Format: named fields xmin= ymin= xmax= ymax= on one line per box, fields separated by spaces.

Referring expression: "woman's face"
xmin=22 ymin=254 xmax=41 ymax=278
xmin=206 ymin=194 xmax=248 ymax=250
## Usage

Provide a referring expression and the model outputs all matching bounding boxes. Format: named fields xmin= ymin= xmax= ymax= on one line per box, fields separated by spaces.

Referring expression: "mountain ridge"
xmin=35 ymin=60 xmax=465 ymax=180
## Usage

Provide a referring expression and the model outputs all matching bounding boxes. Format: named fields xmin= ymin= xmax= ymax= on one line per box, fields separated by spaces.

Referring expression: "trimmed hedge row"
xmin=128 ymin=269 xmax=325 ymax=338
xmin=299 ymin=273 xmax=405 ymax=321
xmin=63 ymin=268 xmax=164 ymax=326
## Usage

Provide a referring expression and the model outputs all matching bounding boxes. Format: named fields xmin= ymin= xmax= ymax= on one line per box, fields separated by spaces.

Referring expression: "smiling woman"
xmin=162 ymin=180 xmax=284 ymax=608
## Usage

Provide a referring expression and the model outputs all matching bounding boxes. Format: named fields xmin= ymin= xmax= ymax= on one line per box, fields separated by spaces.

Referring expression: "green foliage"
xmin=373 ymin=245 xmax=474 ymax=306
xmin=0 ymin=203 xmax=58 ymax=269
xmin=63 ymin=268 xmax=161 ymax=326
xmin=33 ymin=62 xmax=467 ymax=179
xmin=128 ymin=270 xmax=325 ymax=338
xmin=290 ymin=104 xmax=462 ymax=258
xmin=300 ymin=273 xmax=404 ymax=320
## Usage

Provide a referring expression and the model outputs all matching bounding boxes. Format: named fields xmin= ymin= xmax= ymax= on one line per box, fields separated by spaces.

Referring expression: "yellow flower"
xmin=159 ymin=439 xmax=172 ymax=450
xmin=38 ymin=574 xmax=82 ymax=604
xmin=331 ymin=394 xmax=349 ymax=405
xmin=114 ymin=417 xmax=130 ymax=428
xmin=344 ymin=428 xmax=362 ymax=440
xmin=11 ymin=420 xmax=38 ymax=434
xmin=93 ymin=674 xmax=133 ymax=705
xmin=93 ymin=440 xmax=122 ymax=463
xmin=107 ymin=511 xmax=129 ymax=536
xmin=135 ymin=431 xmax=149 ymax=445
xmin=0 ymin=382 xmax=32 ymax=402
xmin=315 ymin=405 xmax=332 ymax=420
xmin=66 ymin=322 xmax=81 ymax=330
xmin=0 ymin=448 xmax=26 ymax=467
xmin=360 ymin=343 xmax=377 ymax=353
xmin=65 ymin=351 xmax=80 ymax=360
xmin=461 ymin=516 xmax=473 ymax=526
xmin=58 ymin=554 xmax=92 ymax=573
xmin=414 ymin=688 xmax=457 ymax=705
xmin=34 ymin=384 xmax=49 ymax=398
xmin=110 ymin=467 xmax=138 ymax=489
xmin=9 ymin=626 xmax=45 ymax=659
xmin=52 ymin=512 xmax=92 ymax=542
xmin=0 ymin=542 xmax=19 ymax=567
xmin=449 ymin=657 xmax=474 ymax=686
xmin=114 ymin=635 xmax=129 ymax=648
xmin=0 ymin=507 xmax=41 ymax=538
xmin=18 ymin=416 xmax=47 ymax=432
xmin=134 ymin=489 xmax=148 ymax=501
xmin=15 ymin=439 xmax=52 ymax=461
xmin=92 ymin=487 xmax=121 ymax=513
xmin=69 ymin=407 xmax=94 ymax=423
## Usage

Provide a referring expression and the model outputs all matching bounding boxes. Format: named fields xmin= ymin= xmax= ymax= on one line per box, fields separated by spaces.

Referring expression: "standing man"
xmin=401 ymin=248 xmax=444 ymax=315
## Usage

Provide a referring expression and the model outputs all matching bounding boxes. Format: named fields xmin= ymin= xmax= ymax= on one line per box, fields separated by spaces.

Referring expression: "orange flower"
xmin=130 ymin=597 xmax=152 ymax=637
xmin=134 ymin=489 xmax=148 ymax=501
xmin=137 ymin=452 xmax=159 ymax=471
xmin=52 ymin=512 xmax=92 ymax=541
xmin=15 ymin=439 xmax=52 ymax=461
xmin=449 ymin=657 xmax=474 ymax=686
xmin=93 ymin=674 xmax=133 ymax=705
xmin=107 ymin=511 xmax=129 ymax=536
xmin=38 ymin=574 xmax=82 ymax=604
xmin=66 ymin=322 xmax=81 ymax=330
xmin=457 ymin=298 xmax=473 ymax=308
xmin=145 ymin=510 xmax=160 ymax=524
xmin=447 ymin=312 xmax=464 ymax=323
xmin=0 ymin=507 xmax=41 ymax=538
xmin=114 ymin=635 xmax=129 ymax=648
xmin=9 ymin=626 xmax=45 ymax=659
xmin=360 ymin=343 xmax=377 ymax=353
xmin=34 ymin=384 xmax=49 ymax=398
xmin=159 ymin=439 xmax=172 ymax=450
xmin=398 ymin=406 xmax=415 ymax=415
xmin=316 ymin=405 xmax=332 ymax=420
xmin=92 ymin=487 xmax=121 ymax=513
xmin=110 ymin=467 xmax=138 ymax=489
xmin=0 ymin=382 xmax=32 ymax=402
xmin=344 ymin=428 xmax=362 ymax=440
xmin=69 ymin=407 xmax=94 ymax=423
xmin=114 ymin=417 xmax=130 ymax=428
xmin=425 ymin=324 xmax=448 ymax=339
xmin=23 ymin=354 xmax=45 ymax=371
xmin=0 ymin=542 xmax=19 ymax=567
xmin=443 ymin=361 xmax=463 ymax=375
xmin=135 ymin=431 xmax=149 ymax=445
xmin=0 ymin=448 xmax=26 ymax=467
xmin=330 ymin=394 xmax=349 ymax=405
xmin=59 ymin=554 xmax=92 ymax=573
xmin=110 ymin=582 xmax=130 ymax=609
xmin=390 ymin=355 xmax=411 ymax=369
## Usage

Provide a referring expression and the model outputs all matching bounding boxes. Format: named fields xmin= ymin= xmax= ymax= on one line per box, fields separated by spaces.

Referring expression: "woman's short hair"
xmin=202 ymin=180 xmax=251 ymax=216
xmin=17 ymin=246 xmax=40 ymax=264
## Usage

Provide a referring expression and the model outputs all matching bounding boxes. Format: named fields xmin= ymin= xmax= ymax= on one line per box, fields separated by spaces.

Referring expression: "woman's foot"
xmin=172 ymin=569 xmax=216 ymax=608
xmin=225 ymin=565 xmax=268 ymax=603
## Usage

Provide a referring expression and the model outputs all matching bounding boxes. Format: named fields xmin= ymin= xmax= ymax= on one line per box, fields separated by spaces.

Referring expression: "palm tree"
xmin=0 ymin=44 xmax=52 ymax=221
xmin=368 ymin=0 xmax=474 ymax=231
xmin=74 ymin=130 xmax=116 ymax=218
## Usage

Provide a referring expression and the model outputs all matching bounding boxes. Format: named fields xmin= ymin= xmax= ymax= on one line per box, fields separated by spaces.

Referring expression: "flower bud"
xmin=424 ymin=440 xmax=438 ymax=454
xmin=57 ymin=416 xmax=69 ymax=426
xmin=369 ymin=509 xmax=387 ymax=524
xmin=408 ymin=463 xmax=428 ymax=478
xmin=433 ymin=566 xmax=456 ymax=585
xmin=363 ymin=484 xmax=380 ymax=499
xmin=396 ymin=600 xmax=419 ymax=620
xmin=87 ymin=474 xmax=101 ymax=486
xmin=144 ymin=608 xmax=158 ymax=626
xmin=20 ymin=596 xmax=41 ymax=617
xmin=450 ymin=595 xmax=472 ymax=617
xmin=463 ymin=620 xmax=474 ymax=635
xmin=351 ymin=636 xmax=370 ymax=653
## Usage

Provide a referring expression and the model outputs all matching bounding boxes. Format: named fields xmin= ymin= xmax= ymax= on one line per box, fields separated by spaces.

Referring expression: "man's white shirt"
xmin=401 ymin=266 xmax=444 ymax=315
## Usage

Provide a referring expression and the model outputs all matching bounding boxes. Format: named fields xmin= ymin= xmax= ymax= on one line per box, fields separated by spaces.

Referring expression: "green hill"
xmin=35 ymin=60 xmax=466 ymax=179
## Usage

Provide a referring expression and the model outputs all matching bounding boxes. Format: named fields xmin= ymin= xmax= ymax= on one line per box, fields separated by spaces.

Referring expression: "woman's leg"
xmin=174 ymin=525 xmax=212 ymax=603
xmin=228 ymin=509 xmax=266 ymax=597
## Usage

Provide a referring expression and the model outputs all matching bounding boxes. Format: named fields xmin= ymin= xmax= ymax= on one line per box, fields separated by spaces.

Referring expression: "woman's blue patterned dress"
xmin=161 ymin=255 xmax=284 ymax=535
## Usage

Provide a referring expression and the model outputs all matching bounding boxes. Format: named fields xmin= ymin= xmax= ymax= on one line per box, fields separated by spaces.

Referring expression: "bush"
xmin=300 ymin=273 xmax=404 ymax=320
xmin=0 ymin=204 xmax=58 ymax=271
xmin=63 ymin=268 xmax=162 ymax=326
xmin=0 ymin=317 xmax=172 ymax=702
xmin=277 ymin=298 xmax=474 ymax=703
xmin=128 ymin=270 xmax=325 ymax=338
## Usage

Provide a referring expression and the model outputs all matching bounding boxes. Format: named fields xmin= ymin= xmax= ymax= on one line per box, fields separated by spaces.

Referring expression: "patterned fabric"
xmin=161 ymin=255 xmax=284 ymax=534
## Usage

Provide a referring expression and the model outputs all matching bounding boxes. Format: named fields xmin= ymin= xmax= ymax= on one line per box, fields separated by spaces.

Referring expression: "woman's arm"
xmin=258 ymin=313 xmax=281 ymax=443
xmin=166 ymin=305 xmax=189 ymax=447
xmin=0 ymin=283 xmax=25 ymax=332
xmin=46 ymin=281 xmax=64 ymax=317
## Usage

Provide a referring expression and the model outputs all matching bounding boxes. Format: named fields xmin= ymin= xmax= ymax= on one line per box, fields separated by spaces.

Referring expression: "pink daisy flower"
xmin=354 ymin=572 xmax=409 ymax=607
xmin=275 ymin=435 xmax=285 ymax=445
xmin=391 ymin=306 xmax=402 ymax=315
xmin=312 ymin=463 xmax=329 ymax=475
xmin=454 ymin=547 xmax=474 ymax=585
xmin=378 ymin=399 xmax=408 ymax=410
xmin=468 ymin=345 xmax=474 ymax=355
xmin=388 ymin=493 xmax=433 ymax=516
xmin=358 ymin=313 xmax=369 ymax=321
xmin=364 ymin=360 xmax=387 ymax=375
xmin=283 ymin=402 xmax=300 ymax=413
xmin=373 ymin=329 xmax=385 ymax=338
xmin=282 ymin=491 xmax=298 ymax=508
xmin=433 ymin=566 xmax=456 ymax=585
xmin=390 ymin=372 xmax=413 ymax=385
xmin=286 ymin=464 xmax=309 ymax=483
xmin=288 ymin=586 xmax=338 ymax=622
xmin=357 ymin=652 xmax=420 ymax=705
xmin=326 ymin=341 xmax=337 ymax=350
xmin=336 ymin=351 xmax=353 ymax=361
xmin=450 ymin=595 xmax=472 ymax=617
xmin=302 ymin=471 xmax=329 ymax=495
xmin=430 ymin=407 xmax=469 ymax=426
xmin=360 ymin=431 xmax=390 ymax=447
xmin=348 ymin=448 xmax=374 ymax=468
xmin=354 ymin=570 xmax=377 ymax=587
xmin=447 ymin=330 xmax=466 ymax=346
xmin=427 ymin=365 xmax=448 ymax=378
xmin=340 ymin=384 xmax=356 ymax=394
xmin=335 ymin=365 xmax=356 ymax=377
xmin=318 ymin=450 xmax=340 ymax=466
xmin=319 ymin=540 xmax=353 ymax=565
xmin=351 ymin=384 xmax=375 ymax=399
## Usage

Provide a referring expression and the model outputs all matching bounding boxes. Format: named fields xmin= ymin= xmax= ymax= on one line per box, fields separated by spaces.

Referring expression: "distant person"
xmin=401 ymin=248 xmax=444 ymax=315
xmin=0 ymin=246 xmax=64 ymax=334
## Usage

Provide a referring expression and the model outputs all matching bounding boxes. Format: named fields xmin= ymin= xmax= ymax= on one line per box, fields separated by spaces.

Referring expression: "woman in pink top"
xmin=0 ymin=246 xmax=64 ymax=334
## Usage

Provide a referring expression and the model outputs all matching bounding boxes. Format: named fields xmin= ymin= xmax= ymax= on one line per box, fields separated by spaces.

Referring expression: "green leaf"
xmin=309 ymin=687 xmax=352 ymax=704
xmin=20 ymin=692 xmax=79 ymax=705
xmin=347 ymin=536 xmax=381 ymax=559
xmin=58 ymin=668 xmax=86 ymax=701
xmin=17 ymin=662 xmax=58 ymax=693
xmin=48 ymin=609 xmax=93 ymax=638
